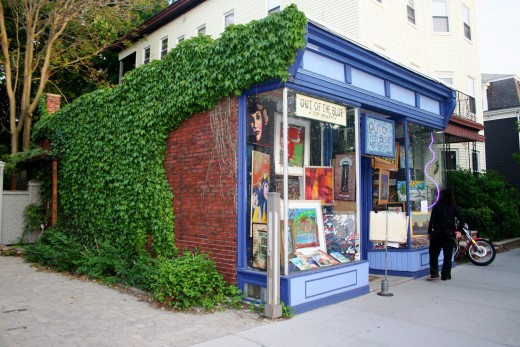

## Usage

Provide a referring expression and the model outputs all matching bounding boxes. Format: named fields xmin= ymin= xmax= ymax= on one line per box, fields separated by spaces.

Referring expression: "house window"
xmin=432 ymin=0 xmax=449 ymax=32
xmin=407 ymin=0 xmax=416 ymax=24
xmin=467 ymin=76 xmax=476 ymax=113
xmin=160 ymin=37 xmax=168 ymax=59
xmin=267 ymin=0 xmax=280 ymax=14
xmin=442 ymin=150 xmax=458 ymax=171
xmin=437 ymin=72 xmax=453 ymax=85
xmin=224 ymin=10 xmax=234 ymax=28
xmin=177 ymin=35 xmax=185 ymax=44
xmin=197 ymin=24 xmax=206 ymax=35
xmin=472 ymin=150 xmax=480 ymax=172
xmin=143 ymin=46 xmax=150 ymax=64
xmin=462 ymin=6 xmax=471 ymax=40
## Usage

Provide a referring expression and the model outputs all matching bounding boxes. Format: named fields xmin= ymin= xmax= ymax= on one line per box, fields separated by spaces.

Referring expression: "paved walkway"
xmin=1 ymin=248 xmax=520 ymax=346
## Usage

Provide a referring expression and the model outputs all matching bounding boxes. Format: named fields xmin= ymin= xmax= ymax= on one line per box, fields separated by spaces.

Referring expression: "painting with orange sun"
xmin=304 ymin=166 xmax=334 ymax=205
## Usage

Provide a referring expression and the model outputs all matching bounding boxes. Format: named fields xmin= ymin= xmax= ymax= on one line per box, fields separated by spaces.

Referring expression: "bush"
xmin=448 ymin=169 xmax=520 ymax=240
xmin=151 ymin=250 xmax=243 ymax=310
xmin=24 ymin=226 xmax=84 ymax=272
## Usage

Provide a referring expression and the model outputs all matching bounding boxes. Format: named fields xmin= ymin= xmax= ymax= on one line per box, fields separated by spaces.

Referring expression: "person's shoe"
xmin=426 ymin=275 xmax=439 ymax=281
xmin=441 ymin=274 xmax=451 ymax=280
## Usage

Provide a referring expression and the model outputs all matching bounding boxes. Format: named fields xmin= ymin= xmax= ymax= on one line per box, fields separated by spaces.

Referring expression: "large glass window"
xmin=246 ymin=89 xmax=358 ymax=274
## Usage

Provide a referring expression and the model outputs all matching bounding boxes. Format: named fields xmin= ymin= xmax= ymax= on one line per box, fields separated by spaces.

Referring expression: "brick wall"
xmin=46 ymin=93 xmax=61 ymax=114
xmin=165 ymin=97 xmax=239 ymax=283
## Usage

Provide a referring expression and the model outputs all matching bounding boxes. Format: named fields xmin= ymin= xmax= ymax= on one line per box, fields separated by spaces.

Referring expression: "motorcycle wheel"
xmin=466 ymin=239 xmax=496 ymax=266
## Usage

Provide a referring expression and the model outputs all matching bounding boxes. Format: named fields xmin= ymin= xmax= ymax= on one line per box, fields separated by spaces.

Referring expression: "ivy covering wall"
xmin=33 ymin=5 xmax=307 ymax=257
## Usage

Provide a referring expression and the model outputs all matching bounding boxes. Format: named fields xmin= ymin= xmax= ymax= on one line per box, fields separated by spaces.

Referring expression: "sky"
xmin=476 ymin=0 xmax=520 ymax=76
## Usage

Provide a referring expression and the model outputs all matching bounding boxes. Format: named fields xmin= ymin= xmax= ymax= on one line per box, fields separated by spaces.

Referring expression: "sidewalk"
xmin=1 ymin=248 xmax=519 ymax=347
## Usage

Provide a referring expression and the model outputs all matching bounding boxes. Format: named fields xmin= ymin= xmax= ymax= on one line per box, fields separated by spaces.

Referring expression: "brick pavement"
xmin=0 ymin=256 xmax=268 ymax=347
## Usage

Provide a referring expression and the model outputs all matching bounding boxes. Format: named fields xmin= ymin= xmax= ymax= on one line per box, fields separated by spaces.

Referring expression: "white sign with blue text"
xmin=364 ymin=115 xmax=395 ymax=158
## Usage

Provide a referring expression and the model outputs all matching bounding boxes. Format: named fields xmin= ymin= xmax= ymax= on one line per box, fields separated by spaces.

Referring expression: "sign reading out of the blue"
xmin=363 ymin=114 xmax=395 ymax=158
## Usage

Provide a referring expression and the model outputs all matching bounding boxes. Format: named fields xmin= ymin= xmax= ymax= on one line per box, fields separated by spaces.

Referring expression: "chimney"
xmin=46 ymin=93 xmax=61 ymax=114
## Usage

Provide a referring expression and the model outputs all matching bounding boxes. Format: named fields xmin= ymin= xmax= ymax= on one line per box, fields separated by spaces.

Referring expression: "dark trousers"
xmin=429 ymin=233 xmax=453 ymax=278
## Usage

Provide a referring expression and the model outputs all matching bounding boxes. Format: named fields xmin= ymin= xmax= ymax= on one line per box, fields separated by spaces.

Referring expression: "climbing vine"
xmin=32 ymin=5 xmax=307 ymax=257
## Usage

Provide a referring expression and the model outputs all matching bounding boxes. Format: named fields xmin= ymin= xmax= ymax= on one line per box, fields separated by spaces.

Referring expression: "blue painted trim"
xmin=300 ymin=22 xmax=456 ymax=128
xmin=284 ymin=81 xmax=361 ymax=107
xmin=292 ymin=286 xmax=369 ymax=314
xmin=295 ymin=72 xmax=445 ymax=129
xmin=288 ymin=49 xmax=305 ymax=77
xmin=384 ymin=80 xmax=391 ymax=98
xmin=237 ymin=95 xmax=248 ymax=269
xmin=369 ymin=268 xmax=429 ymax=279
xmin=345 ymin=65 xmax=352 ymax=84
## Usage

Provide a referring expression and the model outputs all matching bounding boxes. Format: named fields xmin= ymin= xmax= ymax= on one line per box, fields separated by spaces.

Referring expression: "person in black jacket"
xmin=427 ymin=188 xmax=463 ymax=281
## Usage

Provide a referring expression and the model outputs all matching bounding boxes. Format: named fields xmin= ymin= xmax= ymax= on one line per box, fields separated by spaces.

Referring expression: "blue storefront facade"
xmin=236 ymin=21 xmax=456 ymax=313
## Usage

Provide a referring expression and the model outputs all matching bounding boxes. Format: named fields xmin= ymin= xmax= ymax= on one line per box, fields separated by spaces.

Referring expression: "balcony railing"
xmin=453 ymin=90 xmax=476 ymax=122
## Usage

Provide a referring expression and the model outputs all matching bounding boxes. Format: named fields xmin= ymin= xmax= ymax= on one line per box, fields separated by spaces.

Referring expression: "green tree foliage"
xmin=33 ymin=6 xmax=307 ymax=258
xmin=0 ymin=0 xmax=168 ymax=154
xmin=448 ymin=169 xmax=520 ymax=240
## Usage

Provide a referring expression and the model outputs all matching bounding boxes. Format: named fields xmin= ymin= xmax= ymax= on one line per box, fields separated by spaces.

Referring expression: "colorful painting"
xmin=323 ymin=214 xmax=358 ymax=255
xmin=251 ymin=150 xmax=270 ymax=228
xmin=287 ymin=200 xmax=326 ymax=254
xmin=304 ymin=166 xmax=334 ymax=205
xmin=274 ymin=115 xmax=310 ymax=176
xmin=334 ymin=154 xmax=356 ymax=201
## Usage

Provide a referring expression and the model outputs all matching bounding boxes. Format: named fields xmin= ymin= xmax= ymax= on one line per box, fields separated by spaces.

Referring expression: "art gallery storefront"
xmin=236 ymin=21 xmax=456 ymax=313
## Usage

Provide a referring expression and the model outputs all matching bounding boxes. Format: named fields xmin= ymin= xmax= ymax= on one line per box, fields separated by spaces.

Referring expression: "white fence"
xmin=0 ymin=161 xmax=42 ymax=245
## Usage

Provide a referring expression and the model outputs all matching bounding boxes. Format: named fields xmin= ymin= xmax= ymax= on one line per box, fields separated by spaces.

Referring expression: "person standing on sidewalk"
xmin=427 ymin=188 xmax=463 ymax=281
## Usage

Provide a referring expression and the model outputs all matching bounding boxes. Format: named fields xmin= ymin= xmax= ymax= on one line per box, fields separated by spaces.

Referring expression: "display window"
xmin=246 ymin=88 xmax=359 ymax=274
xmin=371 ymin=121 xmax=446 ymax=249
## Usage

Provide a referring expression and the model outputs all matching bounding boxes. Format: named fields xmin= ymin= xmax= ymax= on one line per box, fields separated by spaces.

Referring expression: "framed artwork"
xmin=387 ymin=202 xmax=405 ymax=213
xmin=246 ymin=96 xmax=275 ymax=146
xmin=250 ymin=150 xmax=270 ymax=236
xmin=304 ymin=166 xmax=334 ymax=205
xmin=274 ymin=114 xmax=310 ymax=176
xmin=252 ymin=224 xmax=268 ymax=270
xmin=374 ymin=143 xmax=399 ymax=171
xmin=378 ymin=169 xmax=390 ymax=205
xmin=287 ymin=200 xmax=326 ymax=255
xmin=334 ymin=153 xmax=355 ymax=201
xmin=273 ymin=175 xmax=303 ymax=200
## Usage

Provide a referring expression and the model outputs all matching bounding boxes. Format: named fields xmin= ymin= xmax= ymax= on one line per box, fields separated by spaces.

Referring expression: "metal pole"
xmin=378 ymin=211 xmax=393 ymax=297
xmin=265 ymin=192 xmax=282 ymax=318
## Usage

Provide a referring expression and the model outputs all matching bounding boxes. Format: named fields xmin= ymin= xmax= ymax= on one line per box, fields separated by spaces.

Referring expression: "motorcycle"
xmin=453 ymin=223 xmax=496 ymax=266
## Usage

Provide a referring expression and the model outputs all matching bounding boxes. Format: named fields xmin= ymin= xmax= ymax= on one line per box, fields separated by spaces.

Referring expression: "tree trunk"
xmin=22 ymin=114 xmax=33 ymax=151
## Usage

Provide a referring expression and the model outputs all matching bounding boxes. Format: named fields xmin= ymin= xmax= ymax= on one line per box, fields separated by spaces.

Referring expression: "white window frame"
xmin=267 ymin=0 xmax=280 ymax=14
xmin=197 ymin=24 xmax=206 ymax=36
xmin=432 ymin=0 xmax=449 ymax=32
xmin=437 ymin=71 xmax=454 ymax=86
xmin=224 ymin=10 xmax=234 ymax=29
xmin=177 ymin=35 xmax=185 ymax=44
xmin=407 ymin=0 xmax=416 ymax=25
xmin=462 ymin=5 xmax=472 ymax=40
xmin=467 ymin=76 xmax=475 ymax=97
xmin=143 ymin=46 xmax=150 ymax=64
xmin=160 ymin=36 xmax=168 ymax=59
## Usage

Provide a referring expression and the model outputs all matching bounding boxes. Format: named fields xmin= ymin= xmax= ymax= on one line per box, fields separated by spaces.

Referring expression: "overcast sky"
xmin=476 ymin=0 xmax=520 ymax=76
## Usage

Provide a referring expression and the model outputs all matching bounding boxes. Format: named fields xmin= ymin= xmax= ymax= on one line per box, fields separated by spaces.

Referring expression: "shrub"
xmin=24 ymin=226 xmax=84 ymax=272
xmin=151 ymin=250 xmax=242 ymax=310
xmin=448 ymin=169 xmax=520 ymax=240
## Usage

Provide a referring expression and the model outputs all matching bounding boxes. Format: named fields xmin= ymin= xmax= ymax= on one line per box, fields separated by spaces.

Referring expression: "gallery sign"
xmin=363 ymin=114 xmax=395 ymax=158
xmin=295 ymin=94 xmax=347 ymax=126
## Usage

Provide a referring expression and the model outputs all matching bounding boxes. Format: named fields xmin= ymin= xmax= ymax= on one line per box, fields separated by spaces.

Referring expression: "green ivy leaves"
xmin=33 ymin=5 xmax=307 ymax=258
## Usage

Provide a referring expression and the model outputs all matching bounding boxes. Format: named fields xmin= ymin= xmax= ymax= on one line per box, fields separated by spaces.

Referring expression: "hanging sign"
xmin=363 ymin=114 xmax=395 ymax=158
xmin=295 ymin=94 xmax=347 ymax=126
